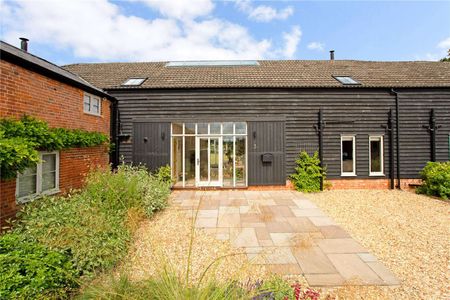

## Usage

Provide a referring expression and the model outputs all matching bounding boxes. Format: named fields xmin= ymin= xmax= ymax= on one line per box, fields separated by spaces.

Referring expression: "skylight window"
xmin=122 ymin=78 xmax=146 ymax=86
xmin=333 ymin=76 xmax=360 ymax=85
xmin=165 ymin=60 xmax=259 ymax=67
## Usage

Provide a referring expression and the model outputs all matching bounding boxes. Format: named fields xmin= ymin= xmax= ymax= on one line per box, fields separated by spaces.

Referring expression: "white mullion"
xmin=207 ymin=138 xmax=211 ymax=184
xmin=233 ymin=135 xmax=236 ymax=188
xmin=182 ymin=135 xmax=185 ymax=187
xmin=36 ymin=152 xmax=42 ymax=194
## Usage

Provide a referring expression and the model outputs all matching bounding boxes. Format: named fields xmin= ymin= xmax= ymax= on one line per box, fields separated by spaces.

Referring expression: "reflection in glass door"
xmin=196 ymin=137 xmax=222 ymax=186
xmin=171 ymin=122 xmax=246 ymax=187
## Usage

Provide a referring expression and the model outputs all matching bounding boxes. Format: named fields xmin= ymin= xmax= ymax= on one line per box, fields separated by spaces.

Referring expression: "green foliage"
xmin=258 ymin=276 xmax=294 ymax=299
xmin=0 ymin=116 xmax=109 ymax=180
xmin=417 ymin=161 xmax=450 ymax=199
xmin=14 ymin=165 xmax=171 ymax=275
xmin=440 ymin=49 xmax=450 ymax=62
xmin=156 ymin=165 xmax=174 ymax=185
xmin=0 ymin=233 xmax=78 ymax=299
xmin=290 ymin=151 xmax=326 ymax=193
xmin=0 ymin=135 xmax=40 ymax=180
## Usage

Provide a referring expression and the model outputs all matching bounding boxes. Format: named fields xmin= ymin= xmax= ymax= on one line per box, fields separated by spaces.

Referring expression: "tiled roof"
xmin=63 ymin=60 xmax=450 ymax=90
xmin=0 ymin=41 xmax=112 ymax=99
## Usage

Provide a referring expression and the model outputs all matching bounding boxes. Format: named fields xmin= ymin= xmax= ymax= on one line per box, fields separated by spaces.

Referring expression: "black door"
xmin=248 ymin=121 xmax=285 ymax=185
xmin=132 ymin=122 xmax=170 ymax=171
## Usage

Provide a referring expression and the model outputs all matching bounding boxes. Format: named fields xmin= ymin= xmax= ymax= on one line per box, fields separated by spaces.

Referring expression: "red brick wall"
xmin=0 ymin=59 xmax=111 ymax=229
xmin=327 ymin=178 xmax=422 ymax=190
xmin=0 ymin=59 xmax=110 ymax=133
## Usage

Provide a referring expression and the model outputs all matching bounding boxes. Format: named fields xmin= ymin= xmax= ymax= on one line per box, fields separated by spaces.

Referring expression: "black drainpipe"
xmin=384 ymin=109 xmax=395 ymax=189
xmin=110 ymin=99 xmax=119 ymax=169
xmin=423 ymin=109 xmax=441 ymax=162
xmin=390 ymin=89 xmax=401 ymax=189
xmin=316 ymin=109 xmax=325 ymax=191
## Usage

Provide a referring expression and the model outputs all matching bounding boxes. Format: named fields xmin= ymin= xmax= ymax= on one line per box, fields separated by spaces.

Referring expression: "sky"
xmin=0 ymin=0 xmax=449 ymax=65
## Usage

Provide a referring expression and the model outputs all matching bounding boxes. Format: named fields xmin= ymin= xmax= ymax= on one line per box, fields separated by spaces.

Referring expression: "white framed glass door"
xmin=196 ymin=137 xmax=222 ymax=186
xmin=171 ymin=122 xmax=246 ymax=188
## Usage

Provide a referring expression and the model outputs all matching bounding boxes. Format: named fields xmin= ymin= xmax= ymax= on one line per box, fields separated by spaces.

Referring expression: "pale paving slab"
xmin=317 ymin=238 xmax=366 ymax=254
xmin=231 ymin=228 xmax=259 ymax=248
xmin=292 ymin=246 xmax=338 ymax=274
xmin=328 ymin=254 xmax=384 ymax=285
xmin=171 ymin=190 xmax=399 ymax=287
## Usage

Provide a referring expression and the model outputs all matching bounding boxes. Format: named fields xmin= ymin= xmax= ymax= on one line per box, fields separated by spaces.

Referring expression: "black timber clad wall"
xmin=248 ymin=121 xmax=285 ymax=185
xmin=132 ymin=122 xmax=170 ymax=171
xmin=110 ymin=88 xmax=450 ymax=180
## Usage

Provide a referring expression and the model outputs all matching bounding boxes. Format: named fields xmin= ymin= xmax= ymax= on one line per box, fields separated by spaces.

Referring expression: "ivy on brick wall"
xmin=0 ymin=116 xmax=109 ymax=180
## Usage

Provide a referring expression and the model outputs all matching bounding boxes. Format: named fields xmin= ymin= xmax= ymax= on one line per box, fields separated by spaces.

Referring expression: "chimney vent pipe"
xmin=20 ymin=37 xmax=29 ymax=52
xmin=330 ymin=50 xmax=335 ymax=60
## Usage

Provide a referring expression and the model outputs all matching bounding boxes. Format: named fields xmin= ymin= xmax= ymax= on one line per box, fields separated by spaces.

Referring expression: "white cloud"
xmin=133 ymin=0 xmax=214 ymax=21
xmin=0 ymin=0 xmax=301 ymax=62
xmin=437 ymin=37 xmax=450 ymax=49
xmin=415 ymin=36 xmax=450 ymax=61
xmin=307 ymin=42 xmax=324 ymax=51
xmin=236 ymin=0 xmax=294 ymax=22
xmin=281 ymin=26 xmax=302 ymax=58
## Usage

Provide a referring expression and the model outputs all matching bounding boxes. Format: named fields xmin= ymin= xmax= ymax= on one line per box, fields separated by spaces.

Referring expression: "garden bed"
xmin=308 ymin=190 xmax=449 ymax=299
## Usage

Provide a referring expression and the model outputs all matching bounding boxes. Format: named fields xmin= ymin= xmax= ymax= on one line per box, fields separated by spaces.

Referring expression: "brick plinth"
xmin=327 ymin=178 xmax=422 ymax=190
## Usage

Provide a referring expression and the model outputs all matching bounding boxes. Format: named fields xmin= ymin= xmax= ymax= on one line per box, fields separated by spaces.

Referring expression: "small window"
xmin=122 ymin=78 xmax=146 ymax=86
xmin=369 ymin=136 xmax=384 ymax=176
xmin=83 ymin=92 xmax=101 ymax=116
xmin=341 ymin=135 xmax=356 ymax=176
xmin=333 ymin=76 xmax=360 ymax=85
xmin=16 ymin=151 xmax=59 ymax=203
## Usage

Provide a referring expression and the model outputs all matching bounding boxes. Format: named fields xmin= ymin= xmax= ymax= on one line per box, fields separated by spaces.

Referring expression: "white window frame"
xmin=369 ymin=135 xmax=384 ymax=176
xmin=341 ymin=135 xmax=356 ymax=176
xmin=170 ymin=122 xmax=247 ymax=187
xmin=16 ymin=151 xmax=60 ymax=203
xmin=83 ymin=92 xmax=102 ymax=116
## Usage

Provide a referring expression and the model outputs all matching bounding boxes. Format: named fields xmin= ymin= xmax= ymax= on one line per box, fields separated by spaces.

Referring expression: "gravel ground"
xmin=307 ymin=190 xmax=450 ymax=299
xmin=121 ymin=206 xmax=270 ymax=286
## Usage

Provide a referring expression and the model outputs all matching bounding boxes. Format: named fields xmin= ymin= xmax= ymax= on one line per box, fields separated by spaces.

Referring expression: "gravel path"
xmin=307 ymin=190 xmax=450 ymax=299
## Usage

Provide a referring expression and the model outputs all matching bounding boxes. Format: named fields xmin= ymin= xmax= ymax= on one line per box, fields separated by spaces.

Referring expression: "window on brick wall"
xmin=16 ymin=151 xmax=60 ymax=203
xmin=83 ymin=92 xmax=101 ymax=116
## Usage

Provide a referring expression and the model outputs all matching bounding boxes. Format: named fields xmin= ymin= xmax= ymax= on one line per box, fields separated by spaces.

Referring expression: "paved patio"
xmin=171 ymin=190 xmax=400 ymax=287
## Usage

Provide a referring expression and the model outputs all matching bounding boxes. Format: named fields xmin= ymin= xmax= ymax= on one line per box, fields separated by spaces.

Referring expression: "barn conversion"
xmin=64 ymin=58 xmax=450 ymax=189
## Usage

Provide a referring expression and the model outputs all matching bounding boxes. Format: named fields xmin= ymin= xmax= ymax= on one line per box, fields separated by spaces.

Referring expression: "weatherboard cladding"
xmin=109 ymin=88 xmax=450 ymax=181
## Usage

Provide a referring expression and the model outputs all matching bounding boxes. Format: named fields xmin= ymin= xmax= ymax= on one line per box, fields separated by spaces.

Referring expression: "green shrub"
xmin=290 ymin=151 xmax=326 ymax=193
xmin=0 ymin=233 xmax=78 ymax=299
xmin=417 ymin=161 xmax=450 ymax=199
xmin=156 ymin=165 xmax=174 ymax=185
xmin=14 ymin=165 xmax=171 ymax=275
xmin=15 ymin=195 xmax=130 ymax=274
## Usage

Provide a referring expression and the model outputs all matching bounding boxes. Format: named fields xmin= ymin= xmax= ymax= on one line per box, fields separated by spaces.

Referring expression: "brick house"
xmin=0 ymin=40 xmax=115 ymax=226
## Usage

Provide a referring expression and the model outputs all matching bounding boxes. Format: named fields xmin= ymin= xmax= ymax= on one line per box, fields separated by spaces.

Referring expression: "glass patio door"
xmin=196 ymin=137 xmax=222 ymax=186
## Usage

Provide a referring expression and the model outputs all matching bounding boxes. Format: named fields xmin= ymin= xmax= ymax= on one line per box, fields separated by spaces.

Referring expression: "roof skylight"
xmin=166 ymin=60 xmax=259 ymax=67
xmin=122 ymin=78 xmax=146 ymax=86
xmin=333 ymin=76 xmax=360 ymax=85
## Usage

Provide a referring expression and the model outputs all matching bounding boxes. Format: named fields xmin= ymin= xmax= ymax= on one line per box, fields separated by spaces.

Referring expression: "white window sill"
xmin=341 ymin=173 xmax=357 ymax=177
xmin=83 ymin=111 xmax=102 ymax=117
xmin=17 ymin=189 xmax=60 ymax=204
xmin=369 ymin=173 xmax=385 ymax=177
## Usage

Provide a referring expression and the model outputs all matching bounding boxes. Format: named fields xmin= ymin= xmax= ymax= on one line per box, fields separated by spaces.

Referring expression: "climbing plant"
xmin=0 ymin=116 xmax=109 ymax=180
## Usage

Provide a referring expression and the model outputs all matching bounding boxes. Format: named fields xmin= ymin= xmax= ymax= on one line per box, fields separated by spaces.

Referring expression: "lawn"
xmin=307 ymin=189 xmax=450 ymax=299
